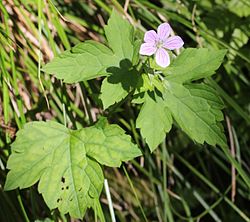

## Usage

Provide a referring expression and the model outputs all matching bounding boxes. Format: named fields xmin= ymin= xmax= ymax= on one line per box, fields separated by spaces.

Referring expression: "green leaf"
xmin=4 ymin=121 xmax=141 ymax=219
xmin=43 ymin=10 xmax=135 ymax=83
xmin=229 ymin=28 xmax=249 ymax=60
xmin=99 ymin=10 xmax=137 ymax=109
xmin=135 ymin=73 xmax=155 ymax=93
xmin=78 ymin=124 xmax=142 ymax=167
xmin=104 ymin=10 xmax=134 ymax=60
xmin=164 ymin=82 xmax=226 ymax=147
xmin=42 ymin=41 xmax=117 ymax=83
xmin=100 ymin=59 xmax=139 ymax=109
xmin=134 ymin=48 xmax=227 ymax=151
xmin=4 ymin=122 xmax=103 ymax=218
xmin=164 ymin=48 xmax=227 ymax=84
xmin=136 ymin=92 xmax=172 ymax=152
xmin=228 ymin=0 xmax=250 ymax=17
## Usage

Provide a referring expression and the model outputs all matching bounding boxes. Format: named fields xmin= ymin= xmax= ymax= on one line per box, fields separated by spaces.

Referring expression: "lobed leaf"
xmin=43 ymin=10 xmax=135 ymax=84
xmin=100 ymin=10 xmax=137 ymax=108
xmin=164 ymin=82 xmax=226 ymax=147
xmin=4 ymin=121 xmax=141 ymax=218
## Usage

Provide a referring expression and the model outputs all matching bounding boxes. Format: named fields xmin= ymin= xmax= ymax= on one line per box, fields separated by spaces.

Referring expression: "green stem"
xmin=17 ymin=191 xmax=30 ymax=222
xmin=161 ymin=143 xmax=174 ymax=222
xmin=93 ymin=0 xmax=112 ymax=14
xmin=162 ymin=143 xmax=167 ymax=222
xmin=123 ymin=165 xmax=148 ymax=222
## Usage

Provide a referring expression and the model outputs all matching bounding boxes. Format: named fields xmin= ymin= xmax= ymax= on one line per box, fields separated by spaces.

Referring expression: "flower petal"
xmin=155 ymin=48 xmax=170 ymax=68
xmin=139 ymin=43 xmax=157 ymax=56
xmin=144 ymin=30 xmax=158 ymax=43
xmin=157 ymin=23 xmax=171 ymax=40
xmin=163 ymin=36 xmax=184 ymax=50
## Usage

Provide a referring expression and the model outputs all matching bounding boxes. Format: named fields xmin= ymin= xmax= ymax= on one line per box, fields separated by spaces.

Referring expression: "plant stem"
xmin=161 ymin=142 xmax=174 ymax=222
xmin=17 ymin=191 xmax=30 ymax=222
xmin=123 ymin=165 xmax=148 ymax=222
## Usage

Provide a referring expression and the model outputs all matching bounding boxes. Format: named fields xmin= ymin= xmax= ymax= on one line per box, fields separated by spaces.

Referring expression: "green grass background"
xmin=0 ymin=0 xmax=250 ymax=221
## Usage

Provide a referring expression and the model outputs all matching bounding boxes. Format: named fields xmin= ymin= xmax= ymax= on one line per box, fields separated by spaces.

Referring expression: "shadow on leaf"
xmin=106 ymin=59 xmax=139 ymax=91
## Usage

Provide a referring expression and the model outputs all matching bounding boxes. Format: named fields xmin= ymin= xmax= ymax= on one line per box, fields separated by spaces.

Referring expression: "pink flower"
xmin=139 ymin=23 xmax=184 ymax=68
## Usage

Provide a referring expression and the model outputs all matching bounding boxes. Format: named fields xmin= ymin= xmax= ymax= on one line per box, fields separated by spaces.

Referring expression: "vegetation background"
xmin=0 ymin=0 xmax=250 ymax=221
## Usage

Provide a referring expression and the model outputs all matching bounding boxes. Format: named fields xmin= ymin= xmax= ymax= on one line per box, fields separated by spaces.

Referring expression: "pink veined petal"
xmin=144 ymin=30 xmax=158 ymax=43
xmin=155 ymin=48 xmax=170 ymax=68
xmin=163 ymin=36 xmax=184 ymax=50
xmin=139 ymin=43 xmax=157 ymax=56
xmin=157 ymin=23 xmax=171 ymax=40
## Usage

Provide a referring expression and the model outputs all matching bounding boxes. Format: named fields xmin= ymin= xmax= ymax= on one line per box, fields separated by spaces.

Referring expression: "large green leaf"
xmin=4 ymin=121 xmax=141 ymax=219
xmin=136 ymin=92 xmax=172 ymax=152
xmin=43 ymin=10 xmax=134 ymax=83
xmin=164 ymin=82 xmax=226 ymax=147
xmin=164 ymin=48 xmax=227 ymax=84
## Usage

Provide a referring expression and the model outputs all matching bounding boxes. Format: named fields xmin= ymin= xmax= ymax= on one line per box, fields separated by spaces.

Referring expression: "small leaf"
xmin=164 ymin=48 xmax=227 ymax=83
xmin=136 ymin=92 xmax=172 ymax=152
xmin=4 ymin=121 xmax=141 ymax=219
xmin=135 ymin=73 xmax=155 ymax=94
xmin=164 ymin=82 xmax=226 ymax=147
xmin=132 ymin=92 xmax=146 ymax=104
